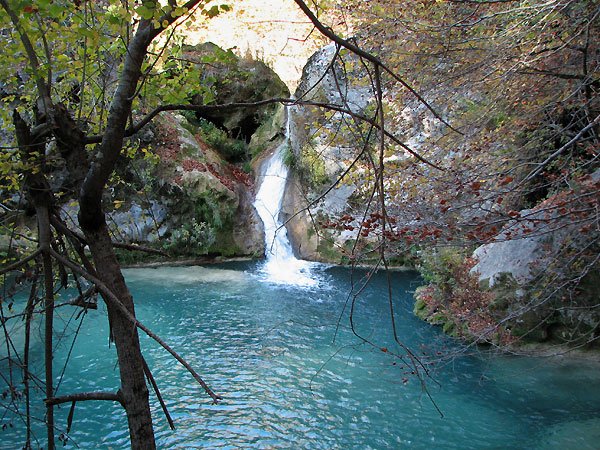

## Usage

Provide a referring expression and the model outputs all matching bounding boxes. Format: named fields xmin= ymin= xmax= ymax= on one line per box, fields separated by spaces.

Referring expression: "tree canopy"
xmin=298 ymin=0 xmax=599 ymax=346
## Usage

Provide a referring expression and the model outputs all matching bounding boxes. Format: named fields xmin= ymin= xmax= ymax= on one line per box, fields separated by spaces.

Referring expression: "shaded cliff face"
xmin=184 ymin=42 xmax=290 ymax=145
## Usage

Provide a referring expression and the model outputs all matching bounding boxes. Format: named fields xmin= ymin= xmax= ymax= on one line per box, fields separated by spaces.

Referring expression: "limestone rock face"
xmin=471 ymin=208 xmax=553 ymax=288
xmin=470 ymin=173 xmax=600 ymax=344
xmin=472 ymin=169 xmax=600 ymax=288
xmin=151 ymin=113 xmax=265 ymax=257
xmin=280 ymin=169 xmax=320 ymax=261
xmin=71 ymin=111 xmax=266 ymax=260
xmin=282 ymin=44 xmax=374 ymax=262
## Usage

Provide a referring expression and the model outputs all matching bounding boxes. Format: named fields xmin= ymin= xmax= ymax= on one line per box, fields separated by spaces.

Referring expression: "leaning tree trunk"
xmin=4 ymin=1 xmax=209 ymax=448
xmin=82 ymin=222 xmax=156 ymax=450
xmin=73 ymin=17 xmax=163 ymax=450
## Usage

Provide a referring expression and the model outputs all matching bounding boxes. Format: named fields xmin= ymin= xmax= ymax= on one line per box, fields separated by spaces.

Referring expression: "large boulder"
xmin=143 ymin=112 xmax=265 ymax=257
xmin=470 ymin=171 xmax=600 ymax=345
xmin=58 ymin=112 xmax=266 ymax=261
xmin=184 ymin=42 xmax=290 ymax=145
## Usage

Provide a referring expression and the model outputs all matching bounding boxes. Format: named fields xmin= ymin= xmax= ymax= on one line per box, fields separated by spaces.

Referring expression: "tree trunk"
xmin=72 ymin=19 xmax=158 ymax=448
xmin=82 ymin=220 xmax=156 ymax=450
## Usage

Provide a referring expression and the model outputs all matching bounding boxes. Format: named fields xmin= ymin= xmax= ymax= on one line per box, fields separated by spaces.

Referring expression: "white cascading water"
xmin=253 ymin=109 xmax=318 ymax=287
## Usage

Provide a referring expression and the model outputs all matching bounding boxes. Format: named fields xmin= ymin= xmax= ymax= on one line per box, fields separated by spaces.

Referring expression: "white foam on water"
xmin=122 ymin=266 xmax=248 ymax=284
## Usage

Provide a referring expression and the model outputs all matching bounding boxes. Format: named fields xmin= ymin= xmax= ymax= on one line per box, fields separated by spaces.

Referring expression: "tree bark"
xmin=8 ymin=3 xmax=204 ymax=448
xmin=82 ymin=222 xmax=156 ymax=450
xmin=74 ymin=19 xmax=159 ymax=450
xmin=38 ymin=205 xmax=55 ymax=450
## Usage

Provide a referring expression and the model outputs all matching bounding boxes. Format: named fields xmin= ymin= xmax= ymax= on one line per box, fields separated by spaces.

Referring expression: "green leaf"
xmin=136 ymin=5 xmax=154 ymax=20
xmin=204 ymin=5 xmax=220 ymax=18
xmin=48 ymin=3 xmax=63 ymax=18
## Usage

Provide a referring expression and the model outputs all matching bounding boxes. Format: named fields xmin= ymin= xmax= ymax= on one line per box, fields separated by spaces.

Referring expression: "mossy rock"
xmin=442 ymin=320 xmax=459 ymax=338
xmin=184 ymin=42 xmax=290 ymax=144
xmin=249 ymin=103 xmax=286 ymax=159
xmin=413 ymin=296 xmax=427 ymax=316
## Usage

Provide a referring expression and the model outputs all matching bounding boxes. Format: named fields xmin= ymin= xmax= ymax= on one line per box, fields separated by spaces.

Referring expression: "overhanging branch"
xmin=85 ymin=98 xmax=442 ymax=170
xmin=45 ymin=392 xmax=122 ymax=406
xmin=84 ymin=98 xmax=293 ymax=144
xmin=292 ymin=0 xmax=460 ymax=134
xmin=0 ymin=249 xmax=43 ymax=276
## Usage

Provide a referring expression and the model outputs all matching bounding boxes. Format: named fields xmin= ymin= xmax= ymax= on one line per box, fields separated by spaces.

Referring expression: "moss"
xmin=249 ymin=103 xmax=286 ymax=159
xmin=179 ymin=113 xmax=202 ymax=136
xmin=208 ymin=228 xmax=246 ymax=257
xmin=194 ymin=118 xmax=248 ymax=163
xmin=431 ymin=312 xmax=449 ymax=325
xmin=413 ymin=294 xmax=427 ymax=311
xmin=297 ymin=143 xmax=329 ymax=188
xmin=387 ymin=251 xmax=417 ymax=268
xmin=316 ymin=236 xmax=341 ymax=263
xmin=442 ymin=320 xmax=458 ymax=337
xmin=281 ymin=143 xmax=297 ymax=168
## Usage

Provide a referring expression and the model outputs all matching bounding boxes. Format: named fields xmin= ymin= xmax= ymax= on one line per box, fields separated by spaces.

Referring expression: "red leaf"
xmin=470 ymin=181 xmax=482 ymax=191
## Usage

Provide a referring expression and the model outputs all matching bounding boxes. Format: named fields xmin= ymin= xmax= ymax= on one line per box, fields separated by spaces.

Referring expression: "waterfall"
xmin=253 ymin=108 xmax=318 ymax=287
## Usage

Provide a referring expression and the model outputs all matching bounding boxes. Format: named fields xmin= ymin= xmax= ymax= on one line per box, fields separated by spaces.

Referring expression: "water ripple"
xmin=2 ymin=262 xmax=599 ymax=449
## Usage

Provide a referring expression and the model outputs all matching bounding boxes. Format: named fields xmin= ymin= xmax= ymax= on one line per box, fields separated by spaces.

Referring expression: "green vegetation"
xmin=0 ymin=1 xmax=599 ymax=448
xmin=414 ymin=248 xmax=511 ymax=345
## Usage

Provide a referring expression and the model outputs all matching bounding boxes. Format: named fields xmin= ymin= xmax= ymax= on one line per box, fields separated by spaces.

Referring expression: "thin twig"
xmin=47 ymin=248 xmax=221 ymax=404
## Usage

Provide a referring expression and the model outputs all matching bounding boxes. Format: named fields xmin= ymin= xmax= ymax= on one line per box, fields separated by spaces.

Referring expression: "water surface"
xmin=1 ymin=262 xmax=599 ymax=449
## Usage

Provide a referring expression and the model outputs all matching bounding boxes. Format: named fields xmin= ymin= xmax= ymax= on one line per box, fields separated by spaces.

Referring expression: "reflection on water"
xmin=1 ymin=262 xmax=599 ymax=449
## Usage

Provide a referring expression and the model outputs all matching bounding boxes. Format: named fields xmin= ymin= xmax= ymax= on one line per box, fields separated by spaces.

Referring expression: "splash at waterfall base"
xmin=253 ymin=139 xmax=321 ymax=288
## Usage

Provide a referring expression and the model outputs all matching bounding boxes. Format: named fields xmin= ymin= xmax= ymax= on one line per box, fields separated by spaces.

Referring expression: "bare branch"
xmin=142 ymin=357 xmax=175 ymax=430
xmin=45 ymin=392 xmax=122 ymax=406
xmin=292 ymin=0 xmax=460 ymax=133
xmin=524 ymin=113 xmax=600 ymax=183
xmin=47 ymin=248 xmax=222 ymax=404
xmin=0 ymin=249 xmax=43 ymax=276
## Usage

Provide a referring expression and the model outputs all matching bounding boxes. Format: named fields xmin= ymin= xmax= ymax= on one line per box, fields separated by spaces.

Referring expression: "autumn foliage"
xmin=300 ymin=0 xmax=600 ymax=347
xmin=415 ymin=252 xmax=514 ymax=346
